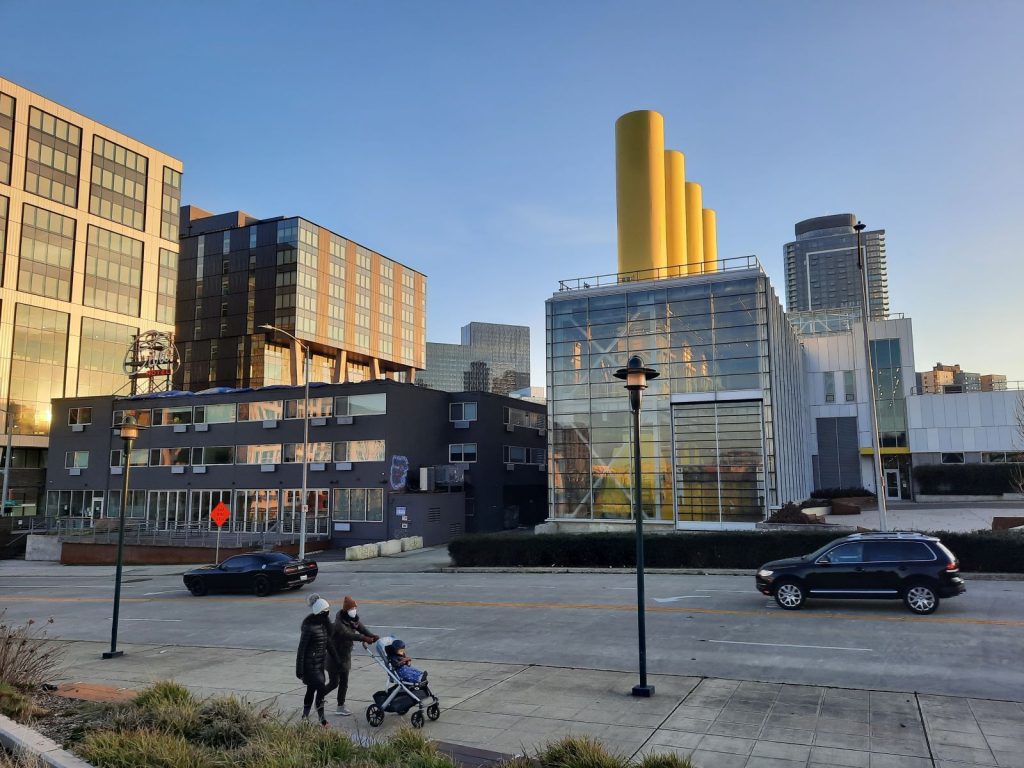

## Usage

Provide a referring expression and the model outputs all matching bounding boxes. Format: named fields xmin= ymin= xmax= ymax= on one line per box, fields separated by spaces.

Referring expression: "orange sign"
xmin=210 ymin=502 xmax=230 ymax=528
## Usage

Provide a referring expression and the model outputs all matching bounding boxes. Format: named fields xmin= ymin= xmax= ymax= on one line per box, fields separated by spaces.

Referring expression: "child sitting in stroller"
xmin=385 ymin=639 xmax=428 ymax=686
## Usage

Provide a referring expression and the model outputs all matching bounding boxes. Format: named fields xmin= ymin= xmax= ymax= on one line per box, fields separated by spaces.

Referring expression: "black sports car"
xmin=183 ymin=552 xmax=318 ymax=597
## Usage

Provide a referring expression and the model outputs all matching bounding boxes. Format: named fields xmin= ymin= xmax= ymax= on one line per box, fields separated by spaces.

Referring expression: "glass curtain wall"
xmin=547 ymin=275 xmax=771 ymax=522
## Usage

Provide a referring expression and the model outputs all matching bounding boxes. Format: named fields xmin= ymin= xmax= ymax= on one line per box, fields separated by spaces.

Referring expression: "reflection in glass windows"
xmin=161 ymin=167 xmax=181 ymax=241
xmin=238 ymin=400 xmax=284 ymax=421
xmin=0 ymin=195 xmax=8 ymax=279
xmin=333 ymin=440 xmax=385 ymax=462
xmin=24 ymin=106 xmax=81 ymax=206
xmin=335 ymin=393 xmax=386 ymax=416
xmin=77 ymin=317 xmax=136 ymax=396
xmin=9 ymin=304 xmax=68 ymax=435
xmin=18 ymin=204 xmax=75 ymax=301
xmin=89 ymin=136 xmax=148 ymax=231
xmin=0 ymin=92 xmax=13 ymax=184
xmin=870 ymin=338 xmax=908 ymax=447
xmin=333 ymin=488 xmax=384 ymax=522
xmin=84 ymin=226 xmax=143 ymax=315
xmin=157 ymin=249 xmax=178 ymax=324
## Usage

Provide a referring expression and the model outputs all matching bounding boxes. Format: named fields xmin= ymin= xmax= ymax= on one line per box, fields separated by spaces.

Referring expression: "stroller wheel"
xmin=366 ymin=704 xmax=385 ymax=727
xmin=427 ymin=702 xmax=440 ymax=721
xmin=410 ymin=711 xmax=425 ymax=729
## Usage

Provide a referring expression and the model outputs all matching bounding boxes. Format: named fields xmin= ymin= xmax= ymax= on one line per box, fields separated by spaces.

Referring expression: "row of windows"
xmin=105 ymin=393 xmax=387 ymax=427
xmin=823 ymin=370 xmax=857 ymax=402
xmin=942 ymin=452 xmax=1024 ymax=465
xmin=83 ymin=439 xmax=388 ymax=469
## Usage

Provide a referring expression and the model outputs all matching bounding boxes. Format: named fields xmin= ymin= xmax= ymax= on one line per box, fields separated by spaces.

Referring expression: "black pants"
xmin=302 ymin=669 xmax=327 ymax=721
xmin=325 ymin=653 xmax=352 ymax=706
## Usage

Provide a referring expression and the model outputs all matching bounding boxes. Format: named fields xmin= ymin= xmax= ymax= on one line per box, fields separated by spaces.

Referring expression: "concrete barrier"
xmin=378 ymin=539 xmax=403 ymax=556
xmin=344 ymin=543 xmax=378 ymax=561
xmin=400 ymin=536 xmax=423 ymax=552
xmin=25 ymin=534 xmax=62 ymax=561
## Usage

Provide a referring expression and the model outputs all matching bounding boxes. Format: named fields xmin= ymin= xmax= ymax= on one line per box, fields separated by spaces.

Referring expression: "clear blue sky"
xmin=3 ymin=0 xmax=1022 ymax=385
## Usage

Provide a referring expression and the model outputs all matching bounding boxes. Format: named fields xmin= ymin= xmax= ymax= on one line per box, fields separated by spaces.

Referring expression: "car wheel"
xmin=903 ymin=583 xmax=939 ymax=615
xmin=253 ymin=575 xmax=272 ymax=597
xmin=188 ymin=578 xmax=207 ymax=597
xmin=366 ymin=704 xmax=384 ymax=727
xmin=773 ymin=580 xmax=805 ymax=610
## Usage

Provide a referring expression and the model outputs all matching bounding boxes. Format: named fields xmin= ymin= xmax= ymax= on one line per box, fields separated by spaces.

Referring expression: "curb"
xmin=0 ymin=714 xmax=93 ymax=768
xmin=440 ymin=566 xmax=1024 ymax=580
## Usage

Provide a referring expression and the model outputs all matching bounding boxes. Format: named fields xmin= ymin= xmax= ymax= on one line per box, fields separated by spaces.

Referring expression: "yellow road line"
xmin=1 ymin=593 xmax=1022 ymax=628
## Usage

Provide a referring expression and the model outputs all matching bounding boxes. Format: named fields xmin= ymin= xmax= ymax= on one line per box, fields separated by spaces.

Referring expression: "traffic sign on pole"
xmin=211 ymin=502 xmax=230 ymax=528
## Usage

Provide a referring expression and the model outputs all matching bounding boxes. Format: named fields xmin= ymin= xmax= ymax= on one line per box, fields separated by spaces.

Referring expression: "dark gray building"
xmin=418 ymin=322 xmax=530 ymax=396
xmin=784 ymin=214 xmax=889 ymax=319
xmin=44 ymin=380 xmax=546 ymax=546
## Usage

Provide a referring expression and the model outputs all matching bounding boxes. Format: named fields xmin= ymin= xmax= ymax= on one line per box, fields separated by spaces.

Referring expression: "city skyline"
xmin=2 ymin=1 xmax=1022 ymax=383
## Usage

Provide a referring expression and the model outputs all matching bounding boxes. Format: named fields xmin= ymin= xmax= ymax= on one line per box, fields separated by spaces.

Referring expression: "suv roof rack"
xmin=845 ymin=531 xmax=931 ymax=539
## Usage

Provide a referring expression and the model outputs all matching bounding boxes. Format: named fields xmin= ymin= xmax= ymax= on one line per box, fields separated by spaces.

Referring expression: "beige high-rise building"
xmin=0 ymin=77 xmax=182 ymax=515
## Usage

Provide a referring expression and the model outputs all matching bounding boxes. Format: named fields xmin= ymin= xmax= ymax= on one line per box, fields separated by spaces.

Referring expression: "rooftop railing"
xmin=557 ymin=255 xmax=763 ymax=293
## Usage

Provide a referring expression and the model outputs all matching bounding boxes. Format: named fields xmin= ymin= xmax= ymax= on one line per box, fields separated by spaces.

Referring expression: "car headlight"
xmin=757 ymin=569 xmax=774 ymax=578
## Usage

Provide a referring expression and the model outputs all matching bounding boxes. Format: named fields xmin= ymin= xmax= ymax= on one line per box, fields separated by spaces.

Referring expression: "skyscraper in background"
xmin=784 ymin=214 xmax=889 ymax=319
xmin=418 ymin=322 xmax=530 ymax=396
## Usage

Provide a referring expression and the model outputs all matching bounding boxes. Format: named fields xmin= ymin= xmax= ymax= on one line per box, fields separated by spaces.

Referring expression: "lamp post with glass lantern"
xmin=259 ymin=324 xmax=310 ymax=559
xmin=104 ymin=415 xmax=143 ymax=659
xmin=614 ymin=355 xmax=660 ymax=697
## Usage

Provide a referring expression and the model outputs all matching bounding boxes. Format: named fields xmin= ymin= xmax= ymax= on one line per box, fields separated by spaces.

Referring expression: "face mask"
xmin=347 ymin=609 xmax=357 ymax=618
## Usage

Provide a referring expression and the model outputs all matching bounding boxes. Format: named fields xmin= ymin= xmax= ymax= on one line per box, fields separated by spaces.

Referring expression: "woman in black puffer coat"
xmin=296 ymin=593 xmax=341 ymax=725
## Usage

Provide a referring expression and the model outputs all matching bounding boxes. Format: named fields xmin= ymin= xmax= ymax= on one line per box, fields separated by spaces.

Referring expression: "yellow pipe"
xmin=702 ymin=208 xmax=718 ymax=273
xmin=664 ymin=150 xmax=687 ymax=276
xmin=684 ymin=181 xmax=704 ymax=274
xmin=615 ymin=111 xmax=667 ymax=275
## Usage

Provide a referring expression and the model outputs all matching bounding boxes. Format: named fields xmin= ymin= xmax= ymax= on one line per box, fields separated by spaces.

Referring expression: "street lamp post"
xmin=104 ymin=415 xmax=142 ymax=659
xmin=0 ymin=407 xmax=13 ymax=516
xmin=855 ymin=222 xmax=889 ymax=531
xmin=259 ymin=324 xmax=310 ymax=560
xmin=614 ymin=355 xmax=659 ymax=698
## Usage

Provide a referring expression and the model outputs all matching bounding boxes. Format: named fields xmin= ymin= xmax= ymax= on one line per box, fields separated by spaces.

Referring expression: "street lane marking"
xmin=4 ymin=594 xmax=1024 ymax=629
xmin=697 ymin=589 xmax=753 ymax=594
xmin=652 ymin=596 xmax=713 ymax=603
xmin=708 ymin=640 xmax=873 ymax=652
xmin=143 ymin=591 xmax=186 ymax=596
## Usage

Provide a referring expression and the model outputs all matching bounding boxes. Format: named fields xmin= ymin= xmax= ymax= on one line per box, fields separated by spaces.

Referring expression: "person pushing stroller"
xmin=385 ymin=639 xmax=428 ymax=686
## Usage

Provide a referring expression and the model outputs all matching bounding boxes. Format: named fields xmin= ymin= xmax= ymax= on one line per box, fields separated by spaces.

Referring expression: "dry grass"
xmin=0 ymin=611 xmax=64 ymax=691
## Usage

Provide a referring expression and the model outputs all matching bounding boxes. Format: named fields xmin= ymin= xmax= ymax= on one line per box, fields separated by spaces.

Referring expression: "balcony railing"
xmin=557 ymin=255 xmax=763 ymax=292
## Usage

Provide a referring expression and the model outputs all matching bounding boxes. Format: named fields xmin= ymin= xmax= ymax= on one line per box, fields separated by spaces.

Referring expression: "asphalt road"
xmin=2 ymin=566 xmax=1022 ymax=701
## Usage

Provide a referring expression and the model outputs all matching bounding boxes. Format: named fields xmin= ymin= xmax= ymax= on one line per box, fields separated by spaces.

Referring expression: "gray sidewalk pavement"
xmin=51 ymin=639 xmax=1024 ymax=768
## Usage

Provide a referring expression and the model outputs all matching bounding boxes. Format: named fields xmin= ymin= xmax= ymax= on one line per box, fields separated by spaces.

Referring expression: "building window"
xmin=18 ymin=204 xmax=75 ymax=301
xmin=77 ymin=318 xmax=136 ymax=397
xmin=237 ymin=400 xmax=284 ymax=421
xmin=332 ymin=488 xmax=384 ymax=522
xmin=284 ymin=442 xmax=332 ymax=463
xmin=24 ymin=106 xmax=81 ymax=206
xmin=89 ymin=135 xmax=147 ymax=231
xmin=9 ymin=303 xmax=69 ymax=435
xmin=9 ymin=448 xmax=47 ymax=469
xmin=844 ymin=370 xmax=856 ymax=401
xmin=155 ymin=248 xmax=178 ymax=324
xmin=449 ymin=443 xmax=477 ymax=463
xmin=68 ymin=407 xmax=92 ymax=425
xmin=64 ymin=451 xmax=89 ymax=469
xmin=110 ymin=448 xmax=148 ymax=467
xmin=333 ymin=440 xmax=385 ymax=462
xmin=0 ymin=92 xmax=14 ymax=184
xmin=107 ymin=489 xmax=147 ymax=519
xmin=161 ymin=167 xmax=181 ymax=241
xmin=113 ymin=409 xmax=152 ymax=427
xmin=152 ymin=407 xmax=192 ymax=426
xmin=940 ymin=453 xmax=965 ymax=464
xmin=0 ymin=195 xmax=8 ymax=278
xmin=285 ymin=398 xmax=333 ymax=419
xmin=335 ymin=393 xmax=386 ymax=417
xmin=824 ymin=371 xmax=835 ymax=403
xmin=503 ymin=406 xmax=544 ymax=430
xmin=84 ymin=225 xmax=144 ymax=316
xmin=450 ymin=402 xmax=478 ymax=421
xmin=982 ymin=452 xmax=1024 ymax=463
xmin=503 ymin=446 xmax=546 ymax=465
xmin=235 ymin=444 xmax=282 ymax=464
xmin=149 ymin=447 xmax=191 ymax=466
xmin=193 ymin=403 xmax=236 ymax=424
xmin=190 ymin=446 xmax=234 ymax=466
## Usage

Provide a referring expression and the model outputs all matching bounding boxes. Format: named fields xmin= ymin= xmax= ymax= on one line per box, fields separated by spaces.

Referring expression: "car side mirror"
xmin=815 ymin=557 xmax=831 ymax=566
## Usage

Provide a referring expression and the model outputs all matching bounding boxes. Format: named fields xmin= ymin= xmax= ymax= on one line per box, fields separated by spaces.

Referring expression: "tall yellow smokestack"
xmin=702 ymin=208 xmax=718 ymax=273
xmin=684 ymin=181 xmax=704 ymax=274
xmin=664 ymin=150 xmax=688 ymax=276
xmin=615 ymin=111 xmax=667 ymax=275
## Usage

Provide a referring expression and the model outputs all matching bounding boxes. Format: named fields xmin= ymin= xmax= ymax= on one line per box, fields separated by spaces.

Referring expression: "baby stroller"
xmin=364 ymin=636 xmax=440 ymax=729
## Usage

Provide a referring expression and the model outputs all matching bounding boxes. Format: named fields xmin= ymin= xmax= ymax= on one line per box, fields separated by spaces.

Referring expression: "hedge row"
xmin=447 ymin=530 xmax=1024 ymax=573
xmin=913 ymin=464 xmax=1021 ymax=495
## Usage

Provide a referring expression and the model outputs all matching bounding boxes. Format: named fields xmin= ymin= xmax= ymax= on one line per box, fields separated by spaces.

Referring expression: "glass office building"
xmin=545 ymin=262 xmax=810 ymax=528
xmin=419 ymin=322 xmax=530 ymax=396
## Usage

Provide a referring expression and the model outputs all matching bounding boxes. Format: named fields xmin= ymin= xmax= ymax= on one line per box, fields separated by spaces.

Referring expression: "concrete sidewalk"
xmin=51 ymin=640 xmax=1024 ymax=768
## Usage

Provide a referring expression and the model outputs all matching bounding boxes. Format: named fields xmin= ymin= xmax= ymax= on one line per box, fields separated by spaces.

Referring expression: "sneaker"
xmin=335 ymin=706 xmax=351 ymax=716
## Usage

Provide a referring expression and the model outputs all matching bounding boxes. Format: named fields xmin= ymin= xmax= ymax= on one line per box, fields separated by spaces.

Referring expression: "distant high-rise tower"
xmin=784 ymin=214 xmax=889 ymax=319
xmin=419 ymin=322 xmax=529 ymax=396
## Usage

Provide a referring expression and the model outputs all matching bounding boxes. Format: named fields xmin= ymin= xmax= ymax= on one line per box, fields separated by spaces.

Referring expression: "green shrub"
xmin=810 ymin=487 xmax=875 ymax=499
xmin=0 ymin=682 xmax=42 ymax=721
xmin=78 ymin=728 xmax=217 ymax=768
xmin=133 ymin=681 xmax=194 ymax=711
xmin=635 ymin=755 xmax=694 ymax=768
xmin=539 ymin=735 xmax=630 ymax=768
xmin=449 ymin=530 xmax=1024 ymax=573
xmin=767 ymin=503 xmax=823 ymax=525
xmin=913 ymin=464 xmax=1017 ymax=495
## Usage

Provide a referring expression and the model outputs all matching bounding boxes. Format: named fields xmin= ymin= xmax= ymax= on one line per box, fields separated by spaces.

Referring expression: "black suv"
xmin=755 ymin=532 xmax=965 ymax=615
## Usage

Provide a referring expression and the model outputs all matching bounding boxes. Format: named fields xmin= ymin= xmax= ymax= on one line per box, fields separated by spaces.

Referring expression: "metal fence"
xmin=52 ymin=517 xmax=329 ymax=549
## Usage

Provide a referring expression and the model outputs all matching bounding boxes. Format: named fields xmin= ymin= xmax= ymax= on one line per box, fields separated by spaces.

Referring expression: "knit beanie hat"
xmin=343 ymin=596 xmax=357 ymax=612
xmin=307 ymin=593 xmax=330 ymax=614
